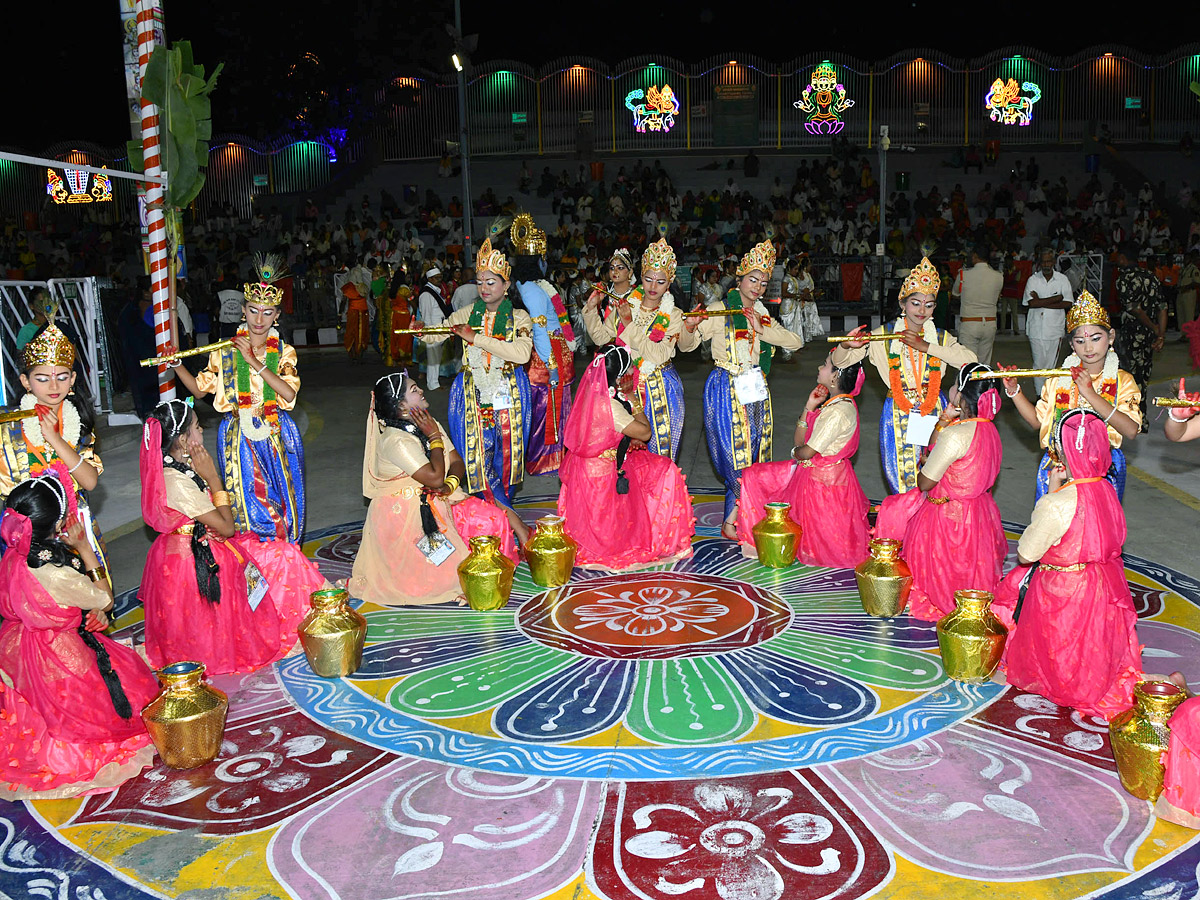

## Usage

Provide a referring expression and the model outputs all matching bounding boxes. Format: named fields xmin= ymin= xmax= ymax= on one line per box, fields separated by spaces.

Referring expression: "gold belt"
xmin=172 ymin=524 xmax=195 ymax=535
xmin=714 ymin=359 xmax=749 ymax=376
xmin=600 ymin=448 xmax=618 ymax=460
xmin=928 ymin=497 xmax=950 ymax=505
xmin=1040 ymin=561 xmax=1086 ymax=572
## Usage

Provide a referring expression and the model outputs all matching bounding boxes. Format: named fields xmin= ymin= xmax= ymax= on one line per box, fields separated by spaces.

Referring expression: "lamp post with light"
xmin=449 ymin=0 xmax=476 ymax=259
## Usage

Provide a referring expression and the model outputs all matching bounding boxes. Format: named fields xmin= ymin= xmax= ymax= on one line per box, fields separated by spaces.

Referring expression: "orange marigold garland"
xmin=887 ymin=337 xmax=942 ymax=415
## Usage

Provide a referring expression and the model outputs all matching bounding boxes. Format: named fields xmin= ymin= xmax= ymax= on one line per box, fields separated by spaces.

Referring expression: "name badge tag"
xmin=733 ymin=367 xmax=769 ymax=404
xmin=245 ymin=561 xmax=270 ymax=611
xmin=490 ymin=388 xmax=512 ymax=410
xmin=905 ymin=412 xmax=939 ymax=447
xmin=416 ymin=532 xmax=456 ymax=566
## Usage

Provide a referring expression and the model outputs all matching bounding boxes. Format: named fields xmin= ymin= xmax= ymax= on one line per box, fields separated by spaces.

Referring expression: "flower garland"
xmin=722 ymin=289 xmax=775 ymax=372
xmin=625 ymin=287 xmax=673 ymax=342
xmin=466 ymin=298 xmax=513 ymax=402
xmin=886 ymin=319 xmax=942 ymax=415
xmin=236 ymin=326 xmax=280 ymax=442
xmin=20 ymin=392 xmax=82 ymax=454
xmin=1053 ymin=349 xmax=1119 ymax=419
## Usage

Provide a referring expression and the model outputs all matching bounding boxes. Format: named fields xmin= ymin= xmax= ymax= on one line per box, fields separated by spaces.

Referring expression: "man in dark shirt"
xmin=1115 ymin=242 xmax=1166 ymax=432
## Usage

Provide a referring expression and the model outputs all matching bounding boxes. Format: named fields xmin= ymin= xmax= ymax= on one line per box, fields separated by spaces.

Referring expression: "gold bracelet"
xmin=211 ymin=490 xmax=231 ymax=508
xmin=428 ymin=440 xmax=445 ymax=452
xmin=444 ymin=474 xmax=460 ymax=493
xmin=86 ymin=565 xmax=107 ymax=583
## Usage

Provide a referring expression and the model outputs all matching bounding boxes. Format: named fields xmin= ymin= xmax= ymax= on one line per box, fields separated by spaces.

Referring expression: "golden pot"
xmin=854 ymin=539 xmax=912 ymax=617
xmin=1109 ymin=680 xmax=1187 ymax=801
xmin=936 ymin=589 xmax=1007 ymax=683
xmin=523 ymin=515 xmax=578 ymax=588
xmin=298 ymin=587 xmax=368 ymax=678
xmin=140 ymin=661 xmax=228 ymax=770
xmin=457 ymin=535 xmax=516 ymax=611
xmin=752 ymin=502 xmax=802 ymax=568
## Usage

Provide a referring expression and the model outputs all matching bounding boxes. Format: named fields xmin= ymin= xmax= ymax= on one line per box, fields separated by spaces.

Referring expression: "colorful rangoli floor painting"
xmin=5 ymin=489 xmax=1200 ymax=900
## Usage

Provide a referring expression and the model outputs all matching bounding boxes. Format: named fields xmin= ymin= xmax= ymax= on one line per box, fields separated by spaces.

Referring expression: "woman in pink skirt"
xmin=736 ymin=355 xmax=869 ymax=568
xmin=875 ymin=362 xmax=1007 ymax=621
xmin=558 ymin=346 xmax=694 ymax=571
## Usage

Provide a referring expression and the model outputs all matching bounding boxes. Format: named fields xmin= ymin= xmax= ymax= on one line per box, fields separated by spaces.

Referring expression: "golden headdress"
xmin=475 ymin=237 xmax=512 ymax=281
xmin=510 ymin=212 xmax=546 ymax=257
xmin=899 ymin=256 xmax=940 ymax=299
xmin=641 ymin=238 xmax=677 ymax=282
xmin=1066 ymin=289 xmax=1110 ymax=332
xmin=737 ymin=240 xmax=777 ymax=278
xmin=23 ymin=322 xmax=75 ymax=370
xmin=243 ymin=252 xmax=287 ymax=307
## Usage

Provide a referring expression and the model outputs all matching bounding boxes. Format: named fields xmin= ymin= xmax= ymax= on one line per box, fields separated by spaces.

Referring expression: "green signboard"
xmin=512 ymin=111 xmax=528 ymax=124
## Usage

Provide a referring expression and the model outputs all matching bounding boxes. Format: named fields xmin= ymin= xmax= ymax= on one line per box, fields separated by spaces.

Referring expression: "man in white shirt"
xmin=952 ymin=246 xmax=1004 ymax=364
xmin=1022 ymin=249 xmax=1075 ymax=393
xmin=417 ymin=267 xmax=448 ymax=389
xmin=217 ymin=284 xmax=246 ymax=339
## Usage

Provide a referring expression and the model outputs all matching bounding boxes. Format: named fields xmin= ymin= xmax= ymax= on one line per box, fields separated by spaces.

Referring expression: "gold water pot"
xmin=140 ymin=661 xmax=228 ymax=770
xmin=854 ymin=539 xmax=912 ymax=617
xmin=1109 ymin=680 xmax=1187 ymax=802
xmin=752 ymin=502 xmax=802 ymax=568
xmin=298 ymin=587 xmax=368 ymax=677
xmin=458 ymin=535 xmax=516 ymax=611
xmin=523 ymin=515 xmax=578 ymax=587
xmin=936 ymin=589 xmax=1007 ymax=683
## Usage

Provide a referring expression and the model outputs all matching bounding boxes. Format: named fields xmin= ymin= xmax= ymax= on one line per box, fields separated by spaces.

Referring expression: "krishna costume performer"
xmin=1030 ymin=292 xmax=1140 ymax=501
xmin=0 ymin=319 xmax=106 ymax=565
xmin=686 ymin=241 xmax=803 ymax=523
xmin=583 ymin=239 xmax=687 ymax=459
xmin=422 ymin=239 xmax=533 ymax=513
xmin=831 ymin=257 xmax=977 ymax=493
xmin=511 ymin=213 xmax=576 ymax=476
xmin=189 ymin=256 xmax=306 ymax=542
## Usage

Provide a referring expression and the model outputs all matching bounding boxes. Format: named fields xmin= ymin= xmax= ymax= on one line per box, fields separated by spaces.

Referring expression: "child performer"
xmin=558 ymin=346 xmax=695 ymax=571
xmin=1002 ymin=290 xmax=1140 ymax=500
xmin=417 ymin=239 xmax=533 ymax=515
xmin=350 ymin=373 xmax=522 ymax=606
xmin=139 ymin=400 xmax=329 ymax=676
xmin=1161 ymin=687 xmax=1200 ymax=829
xmin=169 ymin=255 xmax=306 ymax=542
xmin=832 ymin=257 xmax=978 ymax=493
xmin=683 ymin=241 xmax=803 ymax=538
xmin=995 ymin=409 xmax=1143 ymax=720
xmin=735 ymin=355 xmax=869 ymax=568
xmin=1164 ymin=378 xmax=1200 ymax=442
xmin=874 ymin=363 xmax=1007 ymax=621
xmin=0 ymin=476 xmax=158 ymax=800
xmin=583 ymin=239 xmax=688 ymax=459
xmin=511 ymin=214 xmax=576 ymax=476
xmin=1 ymin=319 xmax=105 ymax=563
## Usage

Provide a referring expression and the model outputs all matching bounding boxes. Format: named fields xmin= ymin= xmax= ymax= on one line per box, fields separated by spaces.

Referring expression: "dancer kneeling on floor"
xmin=350 ymin=372 xmax=521 ymax=606
xmin=139 ymin=400 xmax=330 ymax=676
xmin=0 ymin=475 xmax=158 ymax=800
xmin=558 ymin=346 xmax=695 ymax=571
xmin=992 ymin=408 xmax=1143 ymax=721
xmin=875 ymin=362 xmax=1007 ymax=621
xmin=735 ymin=355 xmax=869 ymax=568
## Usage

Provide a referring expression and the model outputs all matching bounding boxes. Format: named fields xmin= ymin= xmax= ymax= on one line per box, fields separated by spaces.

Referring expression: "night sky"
xmin=3 ymin=1 xmax=1176 ymax=150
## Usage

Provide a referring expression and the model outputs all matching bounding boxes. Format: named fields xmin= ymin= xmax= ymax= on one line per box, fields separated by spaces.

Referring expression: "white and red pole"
xmin=136 ymin=0 xmax=175 ymax=401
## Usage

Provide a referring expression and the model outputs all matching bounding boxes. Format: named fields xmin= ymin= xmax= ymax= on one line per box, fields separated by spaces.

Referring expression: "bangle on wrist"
xmin=1004 ymin=385 xmax=1019 ymax=398
xmin=67 ymin=457 xmax=85 ymax=474
xmin=254 ymin=362 xmax=269 ymax=376
xmin=85 ymin=565 xmax=107 ymax=583
xmin=211 ymin=490 xmax=231 ymax=508
xmin=1168 ymin=408 xmax=1192 ymax=422
xmin=444 ymin=474 xmax=460 ymax=493
xmin=1104 ymin=405 xmax=1119 ymax=424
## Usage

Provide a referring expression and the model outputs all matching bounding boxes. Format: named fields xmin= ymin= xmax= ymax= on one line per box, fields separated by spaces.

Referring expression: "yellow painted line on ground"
xmin=299 ymin=398 xmax=324 ymax=444
xmin=1127 ymin=464 xmax=1200 ymax=512
xmin=105 ymin=516 xmax=148 ymax=540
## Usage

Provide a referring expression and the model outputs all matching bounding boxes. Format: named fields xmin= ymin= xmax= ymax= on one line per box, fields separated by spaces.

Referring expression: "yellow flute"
xmin=0 ymin=409 xmax=38 ymax=424
xmin=394 ymin=326 xmax=456 ymax=336
xmin=681 ymin=308 xmax=754 ymax=319
xmin=825 ymin=333 xmax=902 ymax=343
xmin=1153 ymin=397 xmax=1200 ymax=408
xmin=967 ymin=368 xmax=1073 ymax=381
xmin=140 ymin=339 xmax=234 ymax=367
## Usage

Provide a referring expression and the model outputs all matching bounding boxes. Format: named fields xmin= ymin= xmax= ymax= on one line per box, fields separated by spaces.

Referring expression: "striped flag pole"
xmin=136 ymin=0 xmax=175 ymax=401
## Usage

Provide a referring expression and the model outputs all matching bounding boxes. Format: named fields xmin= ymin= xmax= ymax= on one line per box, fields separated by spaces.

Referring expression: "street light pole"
xmin=877 ymin=124 xmax=889 ymax=321
xmin=454 ymin=0 xmax=473 ymax=260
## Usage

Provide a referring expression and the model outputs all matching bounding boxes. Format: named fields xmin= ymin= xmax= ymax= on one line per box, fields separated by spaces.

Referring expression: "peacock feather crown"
xmin=243 ymin=253 xmax=287 ymax=307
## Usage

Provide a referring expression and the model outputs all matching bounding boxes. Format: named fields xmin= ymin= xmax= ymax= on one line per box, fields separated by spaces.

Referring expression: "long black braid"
xmin=374 ymin=372 xmax=441 ymax=538
xmin=603 ymin=346 xmax=635 ymax=494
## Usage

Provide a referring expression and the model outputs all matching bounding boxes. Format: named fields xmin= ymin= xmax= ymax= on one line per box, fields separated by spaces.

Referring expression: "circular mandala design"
xmin=518 ymin=572 xmax=791 ymax=659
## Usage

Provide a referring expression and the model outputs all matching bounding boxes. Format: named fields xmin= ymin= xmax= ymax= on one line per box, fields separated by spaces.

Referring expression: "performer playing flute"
xmin=583 ymin=238 xmax=688 ymax=459
xmin=831 ymin=257 xmax=978 ymax=493
xmin=1001 ymin=290 xmax=1140 ymax=500
xmin=1164 ymin=379 xmax=1200 ymax=443
xmin=417 ymin=239 xmax=533 ymax=518
xmin=168 ymin=255 xmax=306 ymax=542
xmin=682 ymin=240 xmax=803 ymax=537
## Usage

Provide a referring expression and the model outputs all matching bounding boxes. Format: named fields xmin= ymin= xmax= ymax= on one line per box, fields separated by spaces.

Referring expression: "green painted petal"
xmin=625 ymin=658 xmax=756 ymax=745
xmin=767 ymin=631 xmax=944 ymax=690
xmin=389 ymin=644 xmax=574 ymax=718
xmin=364 ymin=609 xmax=516 ymax=643
xmin=784 ymin=593 xmax=865 ymax=614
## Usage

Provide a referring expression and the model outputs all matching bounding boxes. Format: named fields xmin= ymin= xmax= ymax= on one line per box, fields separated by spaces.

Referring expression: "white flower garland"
xmin=1058 ymin=348 xmax=1119 ymax=411
xmin=237 ymin=327 xmax=278 ymax=442
xmin=638 ymin=291 xmax=676 ymax=377
xmin=20 ymin=392 xmax=82 ymax=451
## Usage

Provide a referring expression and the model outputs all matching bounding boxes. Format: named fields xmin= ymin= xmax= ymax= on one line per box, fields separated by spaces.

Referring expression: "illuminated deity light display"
xmin=985 ymin=78 xmax=1042 ymax=126
xmin=46 ymin=166 xmax=112 ymax=204
xmin=625 ymin=84 xmax=680 ymax=133
xmin=794 ymin=61 xmax=855 ymax=135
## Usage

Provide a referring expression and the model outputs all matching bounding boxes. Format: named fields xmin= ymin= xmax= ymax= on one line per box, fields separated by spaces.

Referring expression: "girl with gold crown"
xmin=681 ymin=240 xmax=803 ymax=537
xmin=832 ymin=257 xmax=979 ymax=493
xmin=1001 ymin=290 xmax=1140 ymax=500
xmin=583 ymin=238 xmax=688 ymax=459
xmin=168 ymin=254 xmax=307 ymax=542
xmin=0 ymin=319 xmax=105 ymax=565
xmin=416 ymin=239 xmax=534 ymax=534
